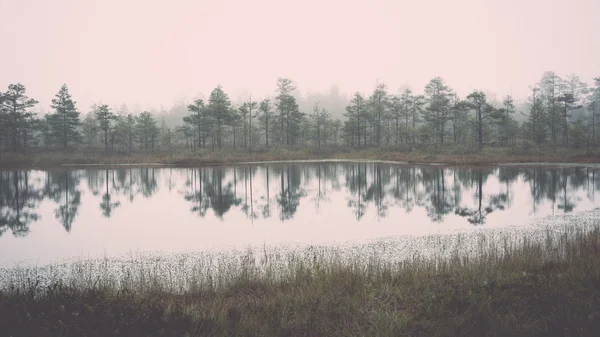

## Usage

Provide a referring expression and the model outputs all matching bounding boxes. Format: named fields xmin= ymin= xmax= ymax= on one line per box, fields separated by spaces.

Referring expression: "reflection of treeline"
xmin=0 ymin=168 xmax=162 ymax=237
xmin=343 ymin=165 xmax=600 ymax=224
xmin=2 ymin=165 xmax=600 ymax=237
xmin=182 ymin=165 xmax=600 ymax=224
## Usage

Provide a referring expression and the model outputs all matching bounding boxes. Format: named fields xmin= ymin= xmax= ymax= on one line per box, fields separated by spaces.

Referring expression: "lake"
xmin=1 ymin=162 xmax=600 ymax=267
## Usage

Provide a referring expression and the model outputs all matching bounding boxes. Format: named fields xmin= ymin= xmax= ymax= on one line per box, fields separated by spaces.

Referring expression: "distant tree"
xmin=330 ymin=119 xmax=342 ymax=145
xmin=449 ymin=93 xmax=469 ymax=144
xmin=94 ymin=104 xmax=116 ymax=153
xmin=570 ymin=119 xmax=587 ymax=149
xmin=343 ymin=92 xmax=367 ymax=147
xmin=207 ymin=85 xmax=232 ymax=151
xmin=526 ymin=86 xmax=547 ymax=147
xmin=588 ymin=77 xmax=600 ymax=144
xmin=423 ymin=77 xmax=453 ymax=145
xmin=552 ymin=74 xmax=587 ymax=147
xmin=466 ymin=90 xmax=499 ymax=150
xmin=246 ymin=95 xmax=258 ymax=152
xmin=557 ymin=92 xmax=575 ymax=147
xmin=186 ymin=99 xmax=206 ymax=150
xmin=398 ymin=89 xmax=413 ymax=144
xmin=275 ymin=78 xmax=303 ymax=146
xmin=390 ymin=94 xmax=403 ymax=145
xmin=0 ymin=84 xmax=39 ymax=152
xmin=238 ymin=103 xmax=249 ymax=148
xmin=539 ymin=71 xmax=563 ymax=151
xmin=159 ymin=118 xmax=173 ymax=151
xmin=0 ymin=92 xmax=5 ymax=150
xmin=124 ymin=114 xmax=136 ymax=152
xmin=176 ymin=124 xmax=194 ymax=150
xmin=136 ymin=111 xmax=159 ymax=151
xmin=82 ymin=113 xmax=99 ymax=148
xmin=368 ymin=82 xmax=389 ymax=146
xmin=410 ymin=94 xmax=425 ymax=144
xmin=230 ymin=106 xmax=241 ymax=149
xmin=310 ymin=102 xmax=330 ymax=151
xmin=49 ymin=84 xmax=81 ymax=150
xmin=38 ymin=114 xmax=53 ymax=149
xmin=497 ymin=95 xmax=516 ymax=145
xmin=258 ymin=99 xmax=273 ymax=149
xmin=112 ymin=114 xmax=137 ymax=152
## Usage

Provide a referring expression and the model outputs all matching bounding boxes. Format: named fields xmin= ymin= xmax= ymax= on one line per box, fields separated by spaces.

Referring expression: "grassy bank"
xmin=2 ymin=223 xmax=600 ymax=336
xmin=1 ymin=146 xmax=600 ymax=169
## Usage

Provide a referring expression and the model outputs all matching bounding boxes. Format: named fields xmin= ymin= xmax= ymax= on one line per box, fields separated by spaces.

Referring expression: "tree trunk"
xmin=265 ymin=117 xmax=269 ymax=149
xmin=104 ymin=129 xmax=108 ymax=153
xmin=478 ymin=112 xmax=483 ymax=151
xmin=63 ymin=113 xmax=67 ymax=150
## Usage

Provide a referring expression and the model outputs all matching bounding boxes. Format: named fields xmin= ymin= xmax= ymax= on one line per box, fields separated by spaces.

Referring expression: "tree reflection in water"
xmin=2 ymin=164 xmax=600 ymax=237
xmin=0 ymin=171 xmax=44 ymax=237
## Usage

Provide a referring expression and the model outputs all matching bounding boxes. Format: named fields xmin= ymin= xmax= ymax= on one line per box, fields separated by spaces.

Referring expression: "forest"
xmin=1 ymin=71 xmax=600 ymax=156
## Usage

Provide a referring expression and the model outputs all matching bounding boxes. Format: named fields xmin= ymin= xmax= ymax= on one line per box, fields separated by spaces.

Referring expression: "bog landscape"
xmin=2 ymin=0 xmax=600 ymax=336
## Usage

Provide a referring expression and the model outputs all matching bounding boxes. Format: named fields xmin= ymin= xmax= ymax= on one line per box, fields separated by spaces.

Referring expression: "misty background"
xmin=1 ymin=0 xmax=599 ymax=126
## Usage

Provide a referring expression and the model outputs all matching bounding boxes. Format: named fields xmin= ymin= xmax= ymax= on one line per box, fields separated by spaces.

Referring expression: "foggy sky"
xmin=1 ymin=0 xmax=599 ymax=113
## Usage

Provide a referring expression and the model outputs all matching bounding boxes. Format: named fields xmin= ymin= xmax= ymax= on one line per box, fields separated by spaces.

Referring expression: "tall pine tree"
xmin=49 ymin=84 xmax=81 ymax=150
xmin=0 ymin=84 xmax=39 ymax=152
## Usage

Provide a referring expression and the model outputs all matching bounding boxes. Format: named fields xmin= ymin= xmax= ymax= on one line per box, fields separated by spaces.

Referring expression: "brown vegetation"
xmin=2 ymin=225 xmax=600 ymax=336
xmin=1 ymin=146 xmax=600 ymax=170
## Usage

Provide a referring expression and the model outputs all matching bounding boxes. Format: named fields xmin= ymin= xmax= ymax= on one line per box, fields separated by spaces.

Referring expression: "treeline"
xmin=1 ymin=72 xmax=599 ymax=154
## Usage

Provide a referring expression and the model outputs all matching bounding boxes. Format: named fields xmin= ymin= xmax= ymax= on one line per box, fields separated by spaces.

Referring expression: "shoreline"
xmin=3 ymin=208 xmax=599 ymax=276
xmin=2 ymin=149 xmax=600 ymax=170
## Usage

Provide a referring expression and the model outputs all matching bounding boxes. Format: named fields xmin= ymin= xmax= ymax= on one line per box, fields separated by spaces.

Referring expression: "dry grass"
xmin=1 ymin=145 xmax=600 ymax=169
xmin=2 ymin=223 xmax=600 ymax=336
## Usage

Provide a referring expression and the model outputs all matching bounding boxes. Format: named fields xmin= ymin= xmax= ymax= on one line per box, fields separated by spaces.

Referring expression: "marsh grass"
xmin=2 ymin=221 xmax=600 ymax=336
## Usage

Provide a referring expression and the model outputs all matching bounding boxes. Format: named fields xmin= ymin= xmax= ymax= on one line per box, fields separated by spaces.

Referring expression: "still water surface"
xmin=1 ymin=163 xmax=599 ymax=266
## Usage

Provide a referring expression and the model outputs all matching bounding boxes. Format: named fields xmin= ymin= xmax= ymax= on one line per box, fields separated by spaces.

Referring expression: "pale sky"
xmin=1 ymin=0 xmax=599 ymax=112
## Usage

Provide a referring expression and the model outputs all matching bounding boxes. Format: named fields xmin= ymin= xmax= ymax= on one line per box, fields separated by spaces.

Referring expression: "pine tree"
xmin=207 ymin=85 xmax=232 ymax=151
xmin=238 ymin=103 xmax=249 ymax=148
xmin=310 ymin=102 xmax=330 ymax=151
xmin=411 ymin=94 xmax=425 ymax=145
xmin=49 ymin=84 xmax=81 ymax=150
xmin=588 ymin=78 xmax=600 ymax=145
xmin=497 ymin=95 xmax=516 ymax=145
xmin=94 ymin=104 xmax=116 ymax=153
xmin=526 ymin=86 xmax=547 ymax=147
xmin=369 ymin=82 xmax=389 ymax=146
xmin=539 ymin=71 xmax=563 ymax=151
xmin=246 ymin=96 xmax=257 ymax=152
xmin=343 ymin=92 xmax=367 ymax=147
xmin=390 ymin=94 xmax=403 ymax=145
xmin=466 ymin=91 xmax=498 ymax=150
xmin=399 ymin=89 xmax=413 ymax=144
xmin=159 ymin=118 xmax=173 ymax=151
xmin=423 ymin=77 xmax=453 ymax=145
xmin=186 ymin=99 xmax=207 ymax=150
xmin=275 ymin=78 xmax=303 ymax=146
xmin=81 ymin=113 xmax=98 ymax=148
xmin=136 ymin=111 xmax=159 ymax=151
xmin=0 ymin=84 xmax=39 ymax=152
xmin=0 ymin=92 xmax=5 ymax=150
xmin=258 ymin=99 xmax=273 ymax=149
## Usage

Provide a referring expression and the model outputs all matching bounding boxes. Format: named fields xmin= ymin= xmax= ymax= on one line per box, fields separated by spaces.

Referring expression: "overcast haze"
xmin=1 ymin=0 xmax=599 ymax=112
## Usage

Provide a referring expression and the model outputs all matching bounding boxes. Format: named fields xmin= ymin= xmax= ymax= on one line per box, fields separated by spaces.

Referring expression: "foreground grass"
xmin=2 ymin=145 xmax=600 ymax=169
xmin=2 ymin=224 xmax=600 ymax=336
